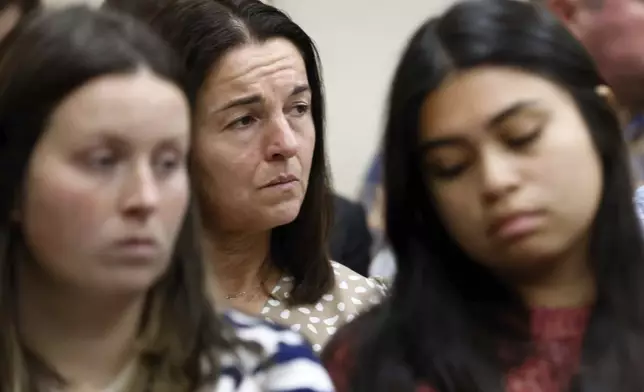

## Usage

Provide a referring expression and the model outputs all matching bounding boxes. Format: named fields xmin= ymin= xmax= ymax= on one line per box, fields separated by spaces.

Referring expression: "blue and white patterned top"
xmin=627 ymin=115 xmax=644 ymax=183
xmin=212 ymin=310 xmax=335 ymax=392
xmin=634 ymin=185 xmax=644 ymax=223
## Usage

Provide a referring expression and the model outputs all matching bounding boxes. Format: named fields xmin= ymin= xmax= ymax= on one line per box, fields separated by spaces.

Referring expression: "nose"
xmin=264 ymin=114 xmax=298 ymax=161
xmin=479 ymin=148 xmax=520 ymax=205
xmin=120 ymin=164 xmax=160 ymax=221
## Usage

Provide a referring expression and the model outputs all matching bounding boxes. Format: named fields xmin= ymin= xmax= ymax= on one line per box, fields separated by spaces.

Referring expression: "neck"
xmin=514 ymin=240 xmax=596 ymax=308
xmin=203 ymin=229 xmax=274 ymax=300
xmin=18 ymin=262 xmax=143 ymax=389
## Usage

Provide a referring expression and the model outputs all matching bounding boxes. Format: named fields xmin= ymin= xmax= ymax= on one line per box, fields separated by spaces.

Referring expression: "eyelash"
xmin=429 ymin=126 xmax=543 ymax=180
xmin=226 ymin=102 xmax=311 ymax=130
xmin=228 ymin=115 xmax=257 ymax=130
xmin=505 ymin=126 xmax=542 ymax=148
xmin=83 ymin=149 xmax=183 ymax=177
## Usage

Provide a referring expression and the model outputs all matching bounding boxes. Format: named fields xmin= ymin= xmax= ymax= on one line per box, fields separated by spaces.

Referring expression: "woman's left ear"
xmin=595 ymin=84 xmax=630 ymax=126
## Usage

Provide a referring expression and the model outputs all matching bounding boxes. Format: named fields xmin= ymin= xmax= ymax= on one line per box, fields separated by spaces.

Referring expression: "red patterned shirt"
xmin=324 ymin=307 xmax=590 ymax=392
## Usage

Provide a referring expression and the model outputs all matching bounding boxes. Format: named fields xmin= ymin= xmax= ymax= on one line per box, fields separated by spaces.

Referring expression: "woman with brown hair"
xmin=324 ymin=0 xmax=644 ymax=391
xmin=104 ymin=0 xmax=387 ymax=353
xmin=0 ymin=5 xmax=332 ymax=391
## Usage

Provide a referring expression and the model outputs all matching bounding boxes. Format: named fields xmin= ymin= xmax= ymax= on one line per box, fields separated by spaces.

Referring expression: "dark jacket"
xmin=329 ymin=195 xmax=373 ymax=276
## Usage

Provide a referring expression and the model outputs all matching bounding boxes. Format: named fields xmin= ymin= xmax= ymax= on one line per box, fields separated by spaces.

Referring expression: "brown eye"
xmin=228 ymin=115 xmax=257 ymax=130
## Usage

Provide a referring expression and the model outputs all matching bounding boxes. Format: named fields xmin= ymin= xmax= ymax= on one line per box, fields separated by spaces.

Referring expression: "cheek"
xmin=192 ymin=141 xmax=255 ymax=215
xmin=433 ymin=186 xmax=487 ymax=250
xmin=538 ymin=126 xmax=602 ymax=198
xmin=21 ymin=173 xmax=106 ymax=266
xmin=297 ymin=123 xmax=316 ymax=175
xmin=581 ymin=13 xmax=644 ymax=74
xmin=160 ymin=175 xmax=190 ymax=238
xmin=538 ymin=135 xmax=603 ymax=233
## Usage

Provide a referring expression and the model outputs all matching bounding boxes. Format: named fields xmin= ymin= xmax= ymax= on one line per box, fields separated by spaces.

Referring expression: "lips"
xmin=261 ymin=173 xmax=299 ymax=188
xmin=486 ymin=210 xmax=544 ymax=241
xmin=111 ymin=236 xmax=160 ymax=260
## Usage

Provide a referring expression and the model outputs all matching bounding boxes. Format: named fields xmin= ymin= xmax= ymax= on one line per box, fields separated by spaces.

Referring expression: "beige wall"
xmin=41 ymin=0 xmax=455 ymax=198
xmin=272 ymin=0 xmax=456 ymax=198
xmin=42 ymin=0 xmax=103 ymax=7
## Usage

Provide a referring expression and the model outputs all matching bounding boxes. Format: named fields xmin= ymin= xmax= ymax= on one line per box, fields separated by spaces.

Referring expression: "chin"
xmin=87 ymin=269 xmax=165 ymax=297
xmin=264 ymin=200 xmax=304 ymax=228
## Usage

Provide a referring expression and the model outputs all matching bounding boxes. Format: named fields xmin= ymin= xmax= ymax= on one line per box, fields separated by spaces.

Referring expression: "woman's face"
xmin=20 ymin=71 xmax=191 ymax=295
xmin=419 ymin=66 xmax=602 ymax=276
xmin=193 ymin=38 xmax=315 ymax=233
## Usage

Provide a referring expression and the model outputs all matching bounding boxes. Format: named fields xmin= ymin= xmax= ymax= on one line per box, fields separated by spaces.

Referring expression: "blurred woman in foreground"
xmin=0 ymin=6 xmax=332 ymax=391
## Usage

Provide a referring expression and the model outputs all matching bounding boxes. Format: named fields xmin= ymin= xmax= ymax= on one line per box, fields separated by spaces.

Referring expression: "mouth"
xmin=261 ymin=173 xmax=299 ymax=188
xmin=111 ymin=236 xmax=160 ymax=260
xmin=486 ymin=210 xmax=544 ymax=242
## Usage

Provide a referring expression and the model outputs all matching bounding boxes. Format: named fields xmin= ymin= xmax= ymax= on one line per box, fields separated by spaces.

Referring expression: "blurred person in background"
xmin=104 ymin=0 xmax=386 ymax=353
xmin=542 ymin=0 xmax=644 ymax=189
xmin=0 ymin=0 xmax=38 ymax=39
xmin=329 ymin=194 xmax=372 ymax=277
xmin=0 ymin=6 xmax=333 ymax=391
xmin=360 ymin=152 xmax=397 ymax=280
xmin=323 ymin=0 xmax=644 ymax=391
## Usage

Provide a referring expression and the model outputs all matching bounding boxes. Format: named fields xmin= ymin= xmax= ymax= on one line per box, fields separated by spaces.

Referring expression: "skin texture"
xmin=194 ymin=37 xmax=315 ymax=234
xmin=420 ymin=67 xmax=600 ymax=305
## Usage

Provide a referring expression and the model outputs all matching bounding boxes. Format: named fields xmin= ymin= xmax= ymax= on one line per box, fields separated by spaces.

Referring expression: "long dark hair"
xmin=0 ymin=7 xmax=228 ymax=391
xmin=328 ymin=0 xmax=644 ymax=391
xmin=103 ymin=0 xmax=334 ymax=305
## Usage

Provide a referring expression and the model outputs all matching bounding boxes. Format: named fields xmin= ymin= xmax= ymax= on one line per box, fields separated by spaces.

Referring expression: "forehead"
xmin=200 ymin=38 xmax=308 ymax=102
xmin=420 ymin=67 xmax=572 ymax=137
xmin=45 ymin=71 xmax=189 ymax=144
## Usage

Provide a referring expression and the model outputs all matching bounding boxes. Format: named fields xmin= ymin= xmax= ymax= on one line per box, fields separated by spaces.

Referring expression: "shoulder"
xmin=215 ymin=310 xmax=334 ymax=392
xmin=321 ymin=305 xmax=385 ymax=392
xmin=331 ymin=261 xmax=389 ymax=297
xmin=634 ymin=186 xmax=644 ymax=222
xmin=317 ymin=262 xmax=388 ymax=322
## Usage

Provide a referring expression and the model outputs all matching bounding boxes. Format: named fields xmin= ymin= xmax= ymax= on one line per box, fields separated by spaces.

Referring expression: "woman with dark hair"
xmin=103 ymin=0 xmax=386 ymax=352
xmin=0 ymin=6 xmax=332 ymax=391
xmin=323 ymin=0 xmax=644 ymax=391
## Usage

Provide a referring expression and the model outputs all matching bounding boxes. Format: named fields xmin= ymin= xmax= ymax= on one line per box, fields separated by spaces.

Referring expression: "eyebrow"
xmin=214 ymin=84 xmax=311 ymax=113
xmin=419 ymin=100 xmax=538 ymax=151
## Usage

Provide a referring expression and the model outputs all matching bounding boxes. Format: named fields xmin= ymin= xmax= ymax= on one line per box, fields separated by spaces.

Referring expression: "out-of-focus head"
xmin=0 ymin=0 xmax=39 ymax=40
xmin=104 ymin=0 xmax=333 ymax=304
xmin=0 ymin=6 xmax=222 ymax=388
xmin=0 ymin=5 xmax=190 ymax=298
xmin=543 ymin=0 xmax=644 ymax=111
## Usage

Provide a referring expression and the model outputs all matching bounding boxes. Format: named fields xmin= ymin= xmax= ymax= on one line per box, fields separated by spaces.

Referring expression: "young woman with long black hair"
xmin=323 ymin=0 xmax=644 ymax=391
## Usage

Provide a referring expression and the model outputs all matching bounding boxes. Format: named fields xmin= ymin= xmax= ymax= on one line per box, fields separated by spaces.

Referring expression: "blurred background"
xmin=43 ymin=0 xmax=454 ymax=199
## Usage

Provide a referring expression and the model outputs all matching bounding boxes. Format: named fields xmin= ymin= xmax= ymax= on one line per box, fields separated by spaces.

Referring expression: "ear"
xmin=595 ymin=84 xmax=630 ymax=126
xmin=545 ymin=0 xmax=582 ymax=36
